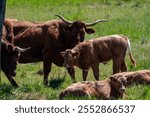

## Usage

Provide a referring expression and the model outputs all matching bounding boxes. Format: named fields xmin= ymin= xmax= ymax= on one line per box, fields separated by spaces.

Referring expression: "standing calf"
xmin=61 ymin=35 xmax=136 ymax=81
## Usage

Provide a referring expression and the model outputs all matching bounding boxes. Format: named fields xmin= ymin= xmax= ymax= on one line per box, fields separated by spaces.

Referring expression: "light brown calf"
xmin=59 ymin=76 xmax=127 ymax=100
xmin=61 ymin=35 xmax=136 ymax=81
xmin=110 ymin=70 xmax=150 ymax=86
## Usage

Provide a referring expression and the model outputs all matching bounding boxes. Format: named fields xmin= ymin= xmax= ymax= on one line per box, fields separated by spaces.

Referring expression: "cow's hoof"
xmin=44 ymin=82 xmax=49 ymax=87
xmin=12 ymin=84 xmax=19 ymax=88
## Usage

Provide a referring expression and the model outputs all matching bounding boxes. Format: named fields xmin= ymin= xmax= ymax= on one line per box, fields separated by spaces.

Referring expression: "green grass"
xmin=0 ymin=0 xmax=150 ymax=100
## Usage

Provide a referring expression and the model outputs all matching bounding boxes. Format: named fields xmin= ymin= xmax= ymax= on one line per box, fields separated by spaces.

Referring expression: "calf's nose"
xmin=119 ymin=86 xmax=126 ymax=93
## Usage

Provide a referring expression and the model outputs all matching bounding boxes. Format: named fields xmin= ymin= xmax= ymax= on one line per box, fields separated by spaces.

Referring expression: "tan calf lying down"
xmin=110 ymin=70 xmax=150 ymax=86
xmin=61 ymin=35 xmax=136 ymax=81
xmin=59 ymin=76 xmax=127 ymax=100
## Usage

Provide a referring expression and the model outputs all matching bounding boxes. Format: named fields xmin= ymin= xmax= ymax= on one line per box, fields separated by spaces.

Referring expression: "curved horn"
xmin=16 ymin=46 xmax=31 ymax=52
xmin=55 ymin=14 xmax=73 ymax=25
xmin=85 ymin=19 xmax=109 ymax=26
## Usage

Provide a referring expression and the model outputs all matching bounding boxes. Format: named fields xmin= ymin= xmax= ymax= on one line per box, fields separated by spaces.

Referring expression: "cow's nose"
xmin=63 ymin=63 xmax=70 ymax=68
xmin=12 ymin=71 xmax=16 ymax=77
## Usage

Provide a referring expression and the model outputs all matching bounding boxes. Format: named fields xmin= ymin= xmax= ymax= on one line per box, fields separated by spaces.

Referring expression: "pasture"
xmin=0 ymin=0 xmax=150 ymax=99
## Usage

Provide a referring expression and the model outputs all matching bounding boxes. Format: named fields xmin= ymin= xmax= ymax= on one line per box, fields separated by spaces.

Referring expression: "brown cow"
xmin=59 ymin=76 xmax=127 ymax=100
xmin=110 ymin=70 xmax=150 ymax=86
xmin=1 ymin=40 xmax=30 ymax=87
xmin=13 ymin=15 xmax=108 ymax=86
xmin=61 ymin=35 xmax=136 ymax=81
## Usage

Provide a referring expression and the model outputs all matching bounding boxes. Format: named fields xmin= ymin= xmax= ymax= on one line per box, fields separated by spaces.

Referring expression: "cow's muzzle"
xmin=11 ymin=71 xmax=16 ymax=77
xmin=119 ymin=86 xmax=126 ymax=93
xmin=63 ymin=63 xmax=70 ymax=68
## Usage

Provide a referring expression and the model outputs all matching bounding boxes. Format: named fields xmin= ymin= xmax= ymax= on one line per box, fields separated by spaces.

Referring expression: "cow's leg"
xmin=121 ymin=60 xmax=127 ymax=72
xmin=67 ymin=67 xmax=76 ymax=83
xmin=43 ymin=60 xmax=52 ymax=86
xmin=91 ymin=64 xmax=99 ymax=81
xmin=82 ymin=70 xmax=89 ymax=81
xmin=6 ymin=75 xmax=18 ymax=87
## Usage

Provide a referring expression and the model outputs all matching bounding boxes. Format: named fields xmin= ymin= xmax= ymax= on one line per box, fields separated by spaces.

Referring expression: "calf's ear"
xmin=110 ymin=76 xmax=117 ymax=82
xmin=73 ymin=51 xmax=80 ymax=58
xmin=85 ymin=27 xmax=95 ymax=34
xmin=127 ymin=76 xmax=134 ymax=83
xmin=60 ymin=51 xmax=65 ymax=57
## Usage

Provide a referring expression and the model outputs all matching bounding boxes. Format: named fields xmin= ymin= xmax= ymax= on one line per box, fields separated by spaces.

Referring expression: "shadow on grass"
xmin=0 ymin=83 xmax=17 ymax=99
xmin=48 ymin=78 xmax=65 ymax=89
xmin=35 ymin=69 xmax=43 ymax=75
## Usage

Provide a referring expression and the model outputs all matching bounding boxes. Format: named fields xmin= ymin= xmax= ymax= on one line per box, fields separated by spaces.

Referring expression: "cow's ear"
xmin=60 ymin=51 xmax=65 ymax=57
xmin=7 ymin=44 xmax=13 ymax=52
xmin=110 ymin=76 xmax=117 ymax=82
xmin=127 ymin=76 xmax=134 ymax=83
xmin=73 ymin=51 xmax=80 ymax=58
xmin=63 ymin=26 xmax=72 ymax=32
xmin=85 ymin=27 xmax=95 ymax=34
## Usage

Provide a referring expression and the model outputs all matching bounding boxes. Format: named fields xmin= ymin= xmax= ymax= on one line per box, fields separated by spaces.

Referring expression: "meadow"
xmin=0 ymin=0 xmax=150 ymax=100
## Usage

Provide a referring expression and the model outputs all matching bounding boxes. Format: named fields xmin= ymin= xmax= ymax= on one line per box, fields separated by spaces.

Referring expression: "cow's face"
xmin=1 ymin=44 xmax=20 ymax=77
xmin=61 ymin=49 xmax=80 ymax=68
xmin=64 ymin=21 xmax=95 ymax=47
xmin=110 ymin=75 xmax=127 ymax=94
xmin=56 ymin=14 xmax=108 ymax=48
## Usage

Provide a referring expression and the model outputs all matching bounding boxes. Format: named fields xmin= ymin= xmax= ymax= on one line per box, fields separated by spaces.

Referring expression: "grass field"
xmin=0 ymin=0 xmax=150 ymax=100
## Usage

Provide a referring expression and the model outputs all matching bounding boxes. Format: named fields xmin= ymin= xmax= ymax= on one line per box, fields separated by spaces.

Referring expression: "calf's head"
xmin=110 ymin=75 xmax=127 ymax=94
xmin=61 ymin=49 xmax=80 ymax=68
xmin=56 ymin=15 xmax=108 ymax=47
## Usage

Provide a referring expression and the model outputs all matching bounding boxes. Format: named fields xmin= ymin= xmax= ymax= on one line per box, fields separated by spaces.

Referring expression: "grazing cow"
xmin=13 ymin=15 xmax=108 ymax=85
xmin=1 ymin=40 xmax=30 ymax=86
xmin=61 ymin=35 xmax=136 ymax=81
xmin=110 ymin=70 xmax=150 ymax=86
xmin=59 ymin=76 xmax=127 ymax=100
xmin=2 ymin=20 xmax=14 ymax=44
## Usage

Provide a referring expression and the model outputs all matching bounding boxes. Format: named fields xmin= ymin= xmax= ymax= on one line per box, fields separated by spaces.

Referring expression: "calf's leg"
xmin=82 ymin=70 xmax=89 ymax=81
xmin=121 ymin=60 xmax=127 ymax=72
xmin=113 ymin=59 xmax=121 ymax=74
xmin=67 ymin=67 xmax=76 ymax=83
xmin=91 ymin=64 xmax=99 ymax=81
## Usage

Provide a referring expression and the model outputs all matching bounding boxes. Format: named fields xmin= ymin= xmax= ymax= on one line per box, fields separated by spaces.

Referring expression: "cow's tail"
xmin=121 ymin=35 xmax=136 ymax=66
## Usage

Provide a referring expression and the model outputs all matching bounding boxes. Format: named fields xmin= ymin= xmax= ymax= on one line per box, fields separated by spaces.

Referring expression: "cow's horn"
xmin=16 ymin=46 xmax=31 ymax=52
xmin=85 ymin=19 xmax=109 ymax=26
xmin=55 ymin=14 xmax=73 ymax=25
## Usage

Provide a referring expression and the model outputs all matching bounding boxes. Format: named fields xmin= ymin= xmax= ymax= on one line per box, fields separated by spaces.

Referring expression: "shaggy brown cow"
xmin=2 ymin=20 xmax=14 ymax=44
xmin=59 ymin=76 xmax=127 ymax=100
xmin=61 ymin=35 xmax=136 ymax=81
xmin=110 ymin=70 xmax=150 ymax=86
xmin=1 ymin=40 xmax=30 ymax=86
xmin=13 ymin=15 xmax=108 ymax=85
